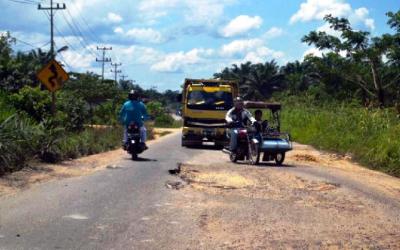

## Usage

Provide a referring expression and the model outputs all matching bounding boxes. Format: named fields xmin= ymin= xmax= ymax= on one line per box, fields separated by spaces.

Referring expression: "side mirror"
xmin=176 ymin=94 xmax=182 ymax=103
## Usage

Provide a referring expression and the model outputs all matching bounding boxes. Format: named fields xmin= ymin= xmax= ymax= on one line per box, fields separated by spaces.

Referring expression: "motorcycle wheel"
xmin=248 ymin=141 xmax=260 ymax=165
xmin=275 ymin=153 xmax=285 ymax=166
xmin=131 ymin=153 xmax=138 ymax=160
xmin=230 ymin=152 xmax=238 ymax=163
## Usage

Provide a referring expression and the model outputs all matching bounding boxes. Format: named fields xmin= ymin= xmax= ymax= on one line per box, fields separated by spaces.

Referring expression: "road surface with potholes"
xmin=0 ymin=131 xmax=399 ymax=249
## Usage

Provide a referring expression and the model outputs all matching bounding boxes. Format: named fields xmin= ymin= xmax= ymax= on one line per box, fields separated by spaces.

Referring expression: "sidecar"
xmin=244 ymin=101 xmax=293 ymax=166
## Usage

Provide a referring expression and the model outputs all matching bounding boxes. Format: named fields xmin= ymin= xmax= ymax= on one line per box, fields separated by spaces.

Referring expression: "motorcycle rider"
xmin=225 ymin=97 xmax=256 ymax=152
xmin=119 ymin=90 xmax=149 ymax=150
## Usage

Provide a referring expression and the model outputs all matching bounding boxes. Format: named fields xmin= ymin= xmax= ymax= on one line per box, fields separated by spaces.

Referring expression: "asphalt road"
xmin=0 ymin=132 xmax=399 ymax=249
xmin=0 ymin=133 xmax=199 ymax=249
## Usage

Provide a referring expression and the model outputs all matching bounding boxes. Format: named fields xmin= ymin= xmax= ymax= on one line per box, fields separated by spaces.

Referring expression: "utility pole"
xmin=111 ymin=63 xmax=122 ymax=85
xmin=96 ymin=47 xmax=112 ymax=82
xmin=38 ymin=0 xmax=66 ymax=115
xmin=120 ymin=75 xmax=128 ymax=81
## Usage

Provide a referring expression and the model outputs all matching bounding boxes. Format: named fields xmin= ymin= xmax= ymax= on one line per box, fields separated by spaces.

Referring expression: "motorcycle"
xmin=226 ymin=101 xmax=293 ymax=166
xmin=227 ymin=121 xmax=259 ymax=165
xmin=125 ymin=122 xmax=146 ymax=160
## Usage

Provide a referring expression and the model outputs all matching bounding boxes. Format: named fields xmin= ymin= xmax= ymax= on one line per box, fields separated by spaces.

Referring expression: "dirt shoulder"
xmin=286 ymin=143 xmax=400 ymax=199
xmin=0 ymin=128 xmax=181 ymax=197
xmin=164 ymin=144 xmax=400 ymax=249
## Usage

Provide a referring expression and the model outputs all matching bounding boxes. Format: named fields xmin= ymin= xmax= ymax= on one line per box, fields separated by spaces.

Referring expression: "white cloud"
xmin=242 ymin=47 xmax=284 ymax=64
xmin=220 ymin=38 xmax=285 ymax=65
xmin=114 ymin=27 xmax=124 ymax=34
xmin=59 ymin=50 xmax=93 ymax=69
xmin=185 ymin=0 xmax=235 ymax=26
xmin=126 ymin=28 xmax=164 ymax=44
xmin=138 ymin=0 xmax=236 ymax=26
xmin=364 ymin=18 xmax=375 ymax=30
xmin=107 ymin=12 xmax=123 ymax=23
xmin=220 ymin=38 xmax=264 ymax=57
xmin=290 ymin=0 xmax=375 ymax=30
xmin=151 ymin=48 xmax=213 ymax=73
xmin=115 ymin=28 xmax=165 ymax=44
xmin=264 ymin=27 xmax=284 ymax=39
xmin=303 ymin=47 xmax=326 ymax=58
xmin=302 ymin=47 xmax=347 ymax=59
xmin=290 ymin=0 xmax=352 ymax=23
xmin=117 ymin=45 xmax=164 ymax=65
xmin=353 ymin=7 xmax=375 ymax=30
xmin=220 ymin=15 xmax=263 ymax=37
xmin=138 ymin=0 xmax=180 ymax=17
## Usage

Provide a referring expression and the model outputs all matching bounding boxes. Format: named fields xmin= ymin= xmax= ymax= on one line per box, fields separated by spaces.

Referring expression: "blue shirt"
xmin=119 ymin=100 xmax=149 ymax=127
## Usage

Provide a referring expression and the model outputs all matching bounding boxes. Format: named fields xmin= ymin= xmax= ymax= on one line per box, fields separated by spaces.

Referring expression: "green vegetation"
xmin=147 ymin=101 xmax=182 ymax=128
xmin=1 ymin=10 xmax=399 ymax=177
xmin=0 ymin=32 xmax=180 ymax=175
xmin=281 ymin=99 xmax=400 ymax=177
xmin=214 ymin=10 xmax=400 ymax=176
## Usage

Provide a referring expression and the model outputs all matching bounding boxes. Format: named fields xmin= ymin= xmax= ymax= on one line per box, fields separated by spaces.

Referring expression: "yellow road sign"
xmin=37 ymin=59 xmax=69 ymax=92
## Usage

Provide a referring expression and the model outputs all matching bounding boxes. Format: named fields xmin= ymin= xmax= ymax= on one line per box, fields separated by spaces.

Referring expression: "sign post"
xmin=37 ymin=59 xmax=69 ymax=114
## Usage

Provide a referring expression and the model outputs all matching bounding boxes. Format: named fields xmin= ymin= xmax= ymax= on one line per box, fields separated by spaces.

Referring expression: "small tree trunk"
xmin=370 ymin=60 xmax=385 ymax=107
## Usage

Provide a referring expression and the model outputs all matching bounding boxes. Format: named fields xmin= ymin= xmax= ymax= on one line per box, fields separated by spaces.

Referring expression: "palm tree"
xmin=240 ymin=60 xmax=284 ymax=100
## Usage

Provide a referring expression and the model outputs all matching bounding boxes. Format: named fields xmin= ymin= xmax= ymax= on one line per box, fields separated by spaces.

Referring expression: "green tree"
xmin=302 ymin=12 xmax=400 ymax=106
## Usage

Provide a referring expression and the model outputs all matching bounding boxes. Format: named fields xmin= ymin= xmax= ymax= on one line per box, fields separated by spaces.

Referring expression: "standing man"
xmin=225 ymin=97 xmax=256 ymax=152
xmin=119 ymin=90 xmax=149 ymax=150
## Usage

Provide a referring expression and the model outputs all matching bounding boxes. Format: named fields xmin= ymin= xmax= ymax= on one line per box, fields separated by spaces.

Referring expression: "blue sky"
xmin=1 ymin=0 xmax=399 ymax=91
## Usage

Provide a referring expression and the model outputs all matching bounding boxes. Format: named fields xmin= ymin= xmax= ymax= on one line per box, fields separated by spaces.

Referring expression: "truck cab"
xmin=180 ymin=78 xmax=239 ymax=148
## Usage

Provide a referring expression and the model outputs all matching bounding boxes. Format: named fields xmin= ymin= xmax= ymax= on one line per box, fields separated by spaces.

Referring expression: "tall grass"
xmin=0 ymin=114 xmax=40 ymax=174
xmin=41 ymin=127 xmax=123 ymax=163
xmin=281 ymin=101 xmax=400 ymax=177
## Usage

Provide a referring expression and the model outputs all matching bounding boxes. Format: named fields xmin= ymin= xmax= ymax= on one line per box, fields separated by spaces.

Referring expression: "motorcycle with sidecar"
xmin=226 ymin=101 xmax=292 ymax=166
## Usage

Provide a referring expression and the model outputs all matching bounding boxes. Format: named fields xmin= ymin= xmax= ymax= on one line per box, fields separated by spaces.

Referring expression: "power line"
xmin=59 ymin=11 xmax=98 ymax=58
xmin=63 ymin=9 xmax=99 ymax=57
xmin=66 ymin=2 xmax=120 ymax=63
xmin=7 ymin=0 xmax=40 ymax=5
xmin=41 ymin=10 xmax=85 ymax=69
xmin=42 ymin=11 xmax=77 ymax=51
xmin=12 ymin=36 xmax=48 ymax=48
xmin=66 ymin=2 xmax=100 ymax=45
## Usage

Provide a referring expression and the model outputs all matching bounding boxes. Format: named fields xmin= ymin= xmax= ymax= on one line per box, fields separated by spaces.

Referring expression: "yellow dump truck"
xmin=179 ymin=78 xmax=239 ymax=148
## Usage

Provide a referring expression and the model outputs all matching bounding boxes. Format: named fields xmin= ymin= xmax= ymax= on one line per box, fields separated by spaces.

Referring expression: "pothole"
xmin=165 ymin=180 xmax=185 ymax=190
xmin=174 ymin=164 xmax=255 ymax=190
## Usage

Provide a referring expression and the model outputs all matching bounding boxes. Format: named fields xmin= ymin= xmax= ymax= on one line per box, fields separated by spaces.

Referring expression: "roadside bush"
xmin=92 ymin=100 xmax=118 ymax=125
xmin=40 ymin=126 xmax=123 ymax=163
xmin=58 ymin=92 xmax=89 ymax=131
xmin=147 ymin=101 xmax=164 ymax=118
xmin=154 ymin=113 xmax=175 ymax=127
xmin=0 ymin=114 xmax=42 ymax=174
xmin=0 ymin=91 xmax=15 ymax=121
xmin=282 ymin=101 xmax=400 ymax=177
xmin=9 ymin=86 xmax=52 ymax=122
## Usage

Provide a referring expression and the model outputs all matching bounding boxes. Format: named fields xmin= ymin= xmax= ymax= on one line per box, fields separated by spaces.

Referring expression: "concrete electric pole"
xmin=111 ymin=62 xmax=122 ymax=84
xmin=38 ymin=0 xmax=66 ymax=115
xmin=96 ymin=47 xmax=112 ymax=82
